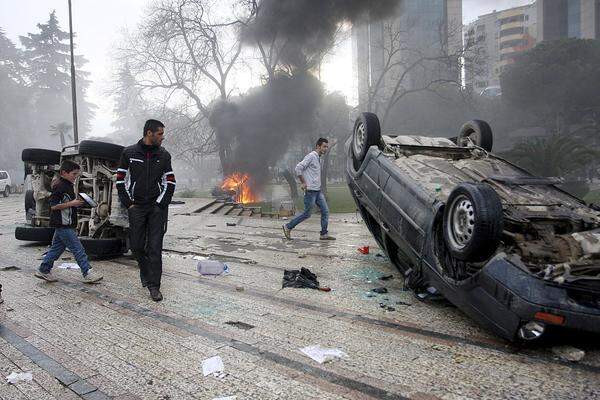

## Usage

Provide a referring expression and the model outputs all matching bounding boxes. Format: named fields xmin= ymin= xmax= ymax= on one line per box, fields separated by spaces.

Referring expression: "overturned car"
xmin=347 ymin=112 xmax=600 ymax=342
xmin=15 ymin=141 xmax=129 ymax=258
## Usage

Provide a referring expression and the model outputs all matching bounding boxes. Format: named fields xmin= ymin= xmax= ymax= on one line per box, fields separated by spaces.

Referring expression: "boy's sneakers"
xmin=282 ymin=224 xmax=292 ymax=240
xmin=320 ymin=234 xmax=336 ymax=241
xmin=82 ymin=270 xmax=103 ymax=284
xmin=34 ymin=270 xmax=58 ymax=282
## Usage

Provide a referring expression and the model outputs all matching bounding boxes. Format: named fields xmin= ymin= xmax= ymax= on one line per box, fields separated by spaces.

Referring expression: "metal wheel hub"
xmin=353 ymin=122 xmax=366 ymax=156
xmin=448 ymin=195 xmax=475 ymax=249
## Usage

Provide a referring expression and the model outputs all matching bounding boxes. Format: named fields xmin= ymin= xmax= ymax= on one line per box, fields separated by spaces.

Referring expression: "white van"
xmin=0 ymin=170 xmax=11 ymax=197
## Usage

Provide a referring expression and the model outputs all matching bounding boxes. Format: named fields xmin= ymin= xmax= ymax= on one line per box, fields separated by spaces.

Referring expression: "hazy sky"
xmin=0 ymin=0 xmax=533 ymax=137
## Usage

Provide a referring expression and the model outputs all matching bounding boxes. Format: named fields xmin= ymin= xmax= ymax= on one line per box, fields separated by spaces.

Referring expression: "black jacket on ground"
xmin=49 ymin=177 xmax=78 ymax=228
xmin=116 ymin=140 xmax=176 ymax=209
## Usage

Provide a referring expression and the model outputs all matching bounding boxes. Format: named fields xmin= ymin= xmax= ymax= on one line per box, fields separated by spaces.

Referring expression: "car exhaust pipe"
xmin=518 ymin=321 xmax=545 ymax=341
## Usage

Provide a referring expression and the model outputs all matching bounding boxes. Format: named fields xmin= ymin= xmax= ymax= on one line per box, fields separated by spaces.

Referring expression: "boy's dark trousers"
xmin=128 ymin=204 xmax=168 ymax=289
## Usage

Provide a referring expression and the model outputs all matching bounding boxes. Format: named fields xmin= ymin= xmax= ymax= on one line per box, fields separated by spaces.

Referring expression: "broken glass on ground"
xmin=299 ymin=345 xmax=348 ymax=364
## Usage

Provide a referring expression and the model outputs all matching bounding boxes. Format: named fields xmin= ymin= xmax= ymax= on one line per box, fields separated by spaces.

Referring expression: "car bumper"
xmin=426 ymin=255 xmax=600 ymax=341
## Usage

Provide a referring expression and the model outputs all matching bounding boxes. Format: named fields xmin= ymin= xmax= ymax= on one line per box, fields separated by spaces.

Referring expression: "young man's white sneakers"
xmin=82 ymin=270 xmax=103 ymax=284
xmin=282 ymin=224 xmax=292 ymax=240
xmin=34 ymin=270 xmax=59 ymax=282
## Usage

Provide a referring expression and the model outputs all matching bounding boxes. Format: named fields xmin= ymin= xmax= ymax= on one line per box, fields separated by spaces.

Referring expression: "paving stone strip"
xmin=59 ymin=280 xmax=411 ymax=400
xmin=150 ymin=262 xmax=600 ymax=375
xmin=0 ymin=323 xmax=110 ymax=400
xmin=2 ymin=262 xmax=411 ymax=400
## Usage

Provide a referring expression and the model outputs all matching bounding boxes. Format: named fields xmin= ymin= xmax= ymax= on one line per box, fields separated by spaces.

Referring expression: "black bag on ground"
xmin=282 ymin=267 xmax=320 ymax=289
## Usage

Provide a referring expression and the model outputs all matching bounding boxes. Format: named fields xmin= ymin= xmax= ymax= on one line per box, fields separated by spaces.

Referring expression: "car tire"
xmin=25 ymin=190 xmax=35 ymax=212
xmin=21 ymin=148 xmax=62 ymax=165
xmin=78 ymin=141 xmax=125 ymax=162
xmin=351 ymin=112 xmax=382 ymax=169
xmin=2 ymin=186 xmax=8 ymax=197
xmin=443 ymin=183 xmax=503 ymax=262
xmin=80 ymin=237 xmax=126 ymax=258
xmin=15 ymin=226 xmax=55 ymax=243
xmin=458 ymin=120 xmax=493 ymax=152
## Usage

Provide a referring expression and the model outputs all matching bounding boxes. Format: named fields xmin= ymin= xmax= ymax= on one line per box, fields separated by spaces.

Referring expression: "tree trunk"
xmin=280 ymin=169 xmax=299 ymax=202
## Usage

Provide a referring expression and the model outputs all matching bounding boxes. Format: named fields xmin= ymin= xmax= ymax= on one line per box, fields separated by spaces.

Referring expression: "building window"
xmin=499 ymin=14 xmax=525 ymax=25
xmin=500 ymin=27 xmax=525 ymax=37
xmin=500 ymin=39 xmax=526 ymax=49
xmin=568 ymin=0 xmax=581 ymax=38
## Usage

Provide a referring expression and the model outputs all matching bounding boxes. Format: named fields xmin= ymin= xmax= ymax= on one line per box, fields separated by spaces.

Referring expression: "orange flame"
xmin=221 ymin=172 xmax=259 ymax=204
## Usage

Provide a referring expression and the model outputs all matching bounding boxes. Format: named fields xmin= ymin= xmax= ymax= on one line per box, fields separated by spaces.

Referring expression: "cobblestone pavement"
xmin=0 ymin=195 xmax=599 ymax=400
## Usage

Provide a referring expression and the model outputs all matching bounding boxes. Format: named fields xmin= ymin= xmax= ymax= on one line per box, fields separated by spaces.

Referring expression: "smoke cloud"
xmin=210 ymin=0 xmax=401 ymax=194
xmin=243 ymin=0 xmax=400 ymax=68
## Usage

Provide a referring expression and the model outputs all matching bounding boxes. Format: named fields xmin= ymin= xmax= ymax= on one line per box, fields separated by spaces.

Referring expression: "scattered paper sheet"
xmin=299 ymin=345 xmax=348 ymax=364
xmin=202 ymin=356 xmax=224 ymax=376
xmin=6 ymin=371 xmax=33 ymax=384
xmin=58 ymin=263 xmax=80 ymax=269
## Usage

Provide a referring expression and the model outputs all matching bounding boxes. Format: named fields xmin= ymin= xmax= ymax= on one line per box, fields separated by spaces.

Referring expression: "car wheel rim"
xmin=447 ymin=194 xmax=475 ymax=250
xmin=353 ymin=122 xmax=366 ymax=157
xmin=465 ymin=130 xmax=480 ymax=146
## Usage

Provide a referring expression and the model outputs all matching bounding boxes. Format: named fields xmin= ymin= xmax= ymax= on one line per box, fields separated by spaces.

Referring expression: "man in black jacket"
xmin=116 ymin=119 xmax=176 ymax=301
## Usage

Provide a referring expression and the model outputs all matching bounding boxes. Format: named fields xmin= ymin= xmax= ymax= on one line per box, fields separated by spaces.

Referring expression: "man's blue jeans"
xmin=286 ymin=190 xmax=329 ymax=235
xmin=39 ymin=228 xmax=91 ymax=275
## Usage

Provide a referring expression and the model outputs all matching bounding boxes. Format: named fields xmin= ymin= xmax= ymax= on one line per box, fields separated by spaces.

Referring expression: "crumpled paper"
xmin=299 ymin=345 xmax=347 ymax=364
xmin=6 ymin=371 xmax=33 ymax=384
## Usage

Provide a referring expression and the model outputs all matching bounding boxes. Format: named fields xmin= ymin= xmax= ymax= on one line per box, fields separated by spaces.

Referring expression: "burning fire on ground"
xmin=221 ymin=172 xmax=260 ymax=204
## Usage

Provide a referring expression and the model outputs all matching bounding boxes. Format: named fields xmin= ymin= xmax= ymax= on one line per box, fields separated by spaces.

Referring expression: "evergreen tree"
xmin=19 ymin=11 xmax=96 ymax=139
xmin=0 ymin=28 xmax=34 ymax=169
xmin=111 ymin=62 xmax=148 ymax=145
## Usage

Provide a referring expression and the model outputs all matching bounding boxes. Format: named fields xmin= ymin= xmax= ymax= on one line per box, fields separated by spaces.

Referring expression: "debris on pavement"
xmin=225 ymin=321 xmax=255 ymax=330
xmin=396 ymin=300 xmax=412 ymax=306
xmin=202 ymin=356 xmax=225 ymax=377
xmin=282 ymin=268 xmax=331 ymax=291
xmin=197 ymin=260 xmax=230 ymax=276
xmin=6 ymin=371 xmax=33 ymax=384
xmin=0 ymin=265 xmax=20 ymax=271
xmin=235 ymin=286 xmax=244 ymax=292
xmin=297 ymin=251 xmax=307 ymax=258
xmin=299 ymin=345 xmax=347 ymax=364
xmin=58 ymin=263 xmax=80 ymax=269
xmin=552 ymin=346 xmax=586 ymax=362
xmin=206 ymin=224 xmax=217 ymax=227
xmin=226 ymin=222 xmax=237 ymax=227
xmin=379 ymin=275 xmax=393 ymax=281
xmin=358 ymin=246 xmax=370 ymax=254
xmin=372 ymin=287 xmax=388 ymax=294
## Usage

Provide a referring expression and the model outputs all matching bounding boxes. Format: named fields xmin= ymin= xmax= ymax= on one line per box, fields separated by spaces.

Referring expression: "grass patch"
xmin=294 ymin=184 xmax=356 ymax=214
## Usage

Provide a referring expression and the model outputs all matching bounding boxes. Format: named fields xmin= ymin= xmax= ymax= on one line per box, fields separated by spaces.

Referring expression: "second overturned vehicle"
xmin=347 ymin=112 xmax=600 ymax=342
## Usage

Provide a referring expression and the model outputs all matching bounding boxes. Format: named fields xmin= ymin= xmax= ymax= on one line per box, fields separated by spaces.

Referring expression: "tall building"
xmin=464 ymin=4 xmax=537 ymax=92
xmin=537 ymin=0 xmax=600 ymax=41
xmin=352 ymin=0 xmax=462 ymax=111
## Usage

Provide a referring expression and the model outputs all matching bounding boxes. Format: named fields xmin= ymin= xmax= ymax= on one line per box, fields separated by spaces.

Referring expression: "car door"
xmin=379 ymin=157 xmax=431 ymax=262
xmin=356 ymin=153 xmax=385 ymax=215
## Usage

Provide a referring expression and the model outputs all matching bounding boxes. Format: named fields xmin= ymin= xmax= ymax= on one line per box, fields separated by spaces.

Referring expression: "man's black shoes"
xmin=149 ymin=287 xmax=163 ymax=302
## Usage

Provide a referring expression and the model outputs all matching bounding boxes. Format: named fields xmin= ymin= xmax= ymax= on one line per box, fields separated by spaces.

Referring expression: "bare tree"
xmin=361 ymin=19 xmax=482 ymax=130
xmin=49 ymin=122 xmax=72 ymax=148
xmin=115 ymin=0 xmax=247 ymax=166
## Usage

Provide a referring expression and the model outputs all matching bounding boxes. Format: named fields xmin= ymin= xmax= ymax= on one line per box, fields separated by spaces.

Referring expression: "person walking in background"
xmin=116 ymin=119 xmax=176 ymax=302
xmin=283 ymin=138 xmax=335 ymax=241
xmin=34 ymin=161 xmax=103 ymax=284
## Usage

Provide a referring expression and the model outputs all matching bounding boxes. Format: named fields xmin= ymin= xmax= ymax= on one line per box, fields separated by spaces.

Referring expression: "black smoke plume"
xmin=210 ymin=0 xmax=401 ymax=194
